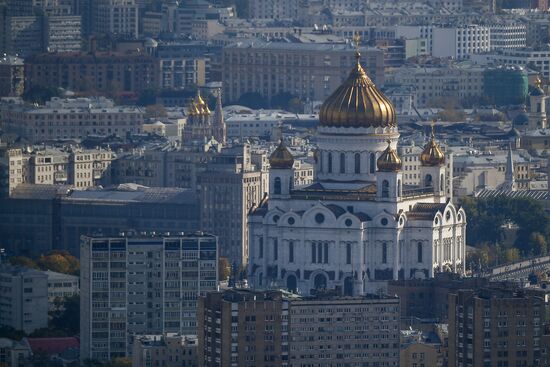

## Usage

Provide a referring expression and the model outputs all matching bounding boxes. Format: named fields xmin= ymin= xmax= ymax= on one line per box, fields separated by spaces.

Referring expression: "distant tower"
xmin=504 ymin=143 xmax=517 ymax=191
xmin=213 ymin=88 xmax=226 ymax=145
xmin=420 ymin=122 xmax=446 ymax=199
xmin=527 ymin=75 xmax=547 ymax=131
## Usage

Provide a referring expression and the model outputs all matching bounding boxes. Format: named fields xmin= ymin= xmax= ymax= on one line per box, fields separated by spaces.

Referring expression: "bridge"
xmin=483 ymin=255 xmax=550 ymax=282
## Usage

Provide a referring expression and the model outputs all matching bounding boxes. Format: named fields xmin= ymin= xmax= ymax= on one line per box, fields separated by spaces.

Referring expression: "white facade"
xmin=471 ymin=48 xmax=550 ymax=80
xmin=433 ymin=25 xmax=490 ymax=59
xmin=488 ymin=24 xmax=527 ymax=51
xmin=248 ymin=61 xmax=466 ymax=296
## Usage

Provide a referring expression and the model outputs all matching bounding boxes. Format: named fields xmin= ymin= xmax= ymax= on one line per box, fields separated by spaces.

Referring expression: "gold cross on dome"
xmin=353 ymin=33 xmax=361 ymax=52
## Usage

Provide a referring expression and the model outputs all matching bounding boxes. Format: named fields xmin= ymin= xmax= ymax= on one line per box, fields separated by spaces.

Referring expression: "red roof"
xmin=25 ymin=337 xmax=80 ymax=355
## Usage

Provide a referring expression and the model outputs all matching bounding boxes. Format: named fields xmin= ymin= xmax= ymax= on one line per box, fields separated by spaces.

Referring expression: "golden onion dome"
xmin=420 ymin=124 xmax=445 ymax=166
xmin=195 ymin=92 xmax=211 ymax=115
xmin=377 ymin=140 xmax=402 ymax=172
xmin=269 ymin=139 xmax=294 ymax=169
xmin=188 ymin=101 xmax=200 ymax=116
xmin=319 ymin=52 xmax=396 ymax=128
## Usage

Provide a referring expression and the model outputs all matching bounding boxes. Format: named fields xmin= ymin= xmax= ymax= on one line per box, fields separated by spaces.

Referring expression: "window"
xmin=328 ymin=153 xmax=333 ymax=173
xmin=259 ymin=237 xmax=263 ymax=258
xmin=346 ymin=243 xmax=351 ymax=264
xmin=397 ymin=179 xmax=402 ymax=196
xmin=273 ymin=238 xmax=278 ymax=260
xmin=311 ymin=243 xmax=316 ymax=263
xmin=417 ymin=242 xmax=423 ymax=263
xmin=354 ymin=153 xmax=361 ymax=174
xmin=340 ymin=153 xmax=346 ymax=173
xmin=440 ymin=173 xmax=444 ymax=191
xmin=289 ymin=241 xmax=294 ymax=263
xmin=317 ymin=243 xmax=323 ymax=263
xmin=382 ymin=243 xmax=387 ymax=264
xmin=370 ymin=153 xmax=376 ymax=173
xmin=425 ymin=174 xmax=432 ymax=187
xmin=274 ymin=177 xmax=281 ymax=195
xmin=382 ymin=180 xmax=389 ymax=198
xmin=324 ymin=243 xmax=328 ymax=264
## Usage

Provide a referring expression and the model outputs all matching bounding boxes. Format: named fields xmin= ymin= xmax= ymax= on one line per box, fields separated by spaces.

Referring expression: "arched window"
xmin=382 ymin=243 xmax=387 ymax=264
xmin=425 ymin=174 xmax=433 ymax=188
xmin=287 ymin=274 xmax=297 ymax=293
xmin=274 ymin=177 xmax=281 ymax=195
xmin=397 ymin=179 xmax=402 ymax=197
xmin=259 ymin=237 xmax=263 ymax=258
xmin=289 ymin=241 xmax=294 ymax=263
xmin=369 ymin=153 xmax=376 ymax=174
xmin=311 ymin=243 xmax=316 ymax=263
xmin=317 ymin=243 xmax=323 ymax=264
xmin=346 ymin=243 xmax=352 ymax=264
xmin=354 ymin=153 xmax=361 ymax=174
xmin=382 ymin=180 xmax=389 ymax=198
xmin=328 ymin=153 xmax=333 ymax=173
xmin=340 ymin=153 xmax=346 ymax=173
xmin=417 ymin=242 xmax=423 ymax=263
xmin=344 ymin=277 xmax=353 ymax=296
xmin=440 ymin=173 xmax=445 ymax=192
xmin=314 ymin=273 xmax=327 ymax=290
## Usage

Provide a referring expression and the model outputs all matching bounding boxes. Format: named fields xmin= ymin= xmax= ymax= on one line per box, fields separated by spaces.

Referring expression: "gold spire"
xmin=318 ymin=34 xmax=396 ymax=129
xmin=269 ymin=139 xmax=294 ymax=169
xmin=420 ymin=121 xmax=445 ymax=166
xmin=377 ymin=139 xmax=402 ymax=172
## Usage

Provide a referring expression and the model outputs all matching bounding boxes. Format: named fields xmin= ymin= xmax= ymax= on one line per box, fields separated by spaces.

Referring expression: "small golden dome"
xmin=196 ymin=92 xmax=211 ymax=115
xmin=420 ymin=124 xmax=445 ymax=166
xmin=269 ymin=140 xmax=294 ymax=169
xmin=188 ymin=101 xmax=200 ymax=116
xmin=319 ymin=52 xmax=396 ymax=128
xmin=377 ymin=140 xmax=402 ymax=172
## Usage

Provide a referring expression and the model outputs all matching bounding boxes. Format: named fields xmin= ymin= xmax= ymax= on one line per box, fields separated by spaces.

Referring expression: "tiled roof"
xmin=25 ymin=337 xmax=79 ymax=356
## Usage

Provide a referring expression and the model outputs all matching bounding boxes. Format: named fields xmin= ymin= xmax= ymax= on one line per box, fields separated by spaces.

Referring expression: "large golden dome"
xmin=319 ymin=53 xmax=396 ymax=128
xmin=377 ymin=140 xmax=402 ymax=172
xmin=420 ymin=125 xmax=445 ymax=166
xmin=269 ymin=140 xmax=294 ymax=169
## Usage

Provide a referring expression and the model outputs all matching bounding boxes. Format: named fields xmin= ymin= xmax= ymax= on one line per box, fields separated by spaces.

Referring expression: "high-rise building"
xmin=0 ymin=55 xmax=24 ymax=97
xmin=0 ymin=264 xmax=49 ymax=334
xmin=92 ymin=0 xmax=138 ymax=39
xmin=80 ymin=233 xmax=218 ymax=362
xmin=198 ymin=289 xmax=400 ymax=367
xmin=448 ymin=287 xmax=545 ymax=367
xmin=198 ymin=144 xmax=265 ymax=266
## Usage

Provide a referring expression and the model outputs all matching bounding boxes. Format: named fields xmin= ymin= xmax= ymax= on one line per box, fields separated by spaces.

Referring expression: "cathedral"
xmin=183 ymin=90 xmax=226 ymax=146
xmin=248 ymin=50 xmax=467 ymax=296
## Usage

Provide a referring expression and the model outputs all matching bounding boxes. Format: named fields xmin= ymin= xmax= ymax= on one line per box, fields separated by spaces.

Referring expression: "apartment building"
xmin=197 ymin=144 xmax=265 ymax=266
xmin=198 ymin=289 xmax=400 ymax=367
xmin=471 ymin=46 xmax=550 ymax=80
xmin=132 ymin=334 xmax=198 ymax=367
xmin=0 ymin=55 xmax=24 ymax=97
xmin=0 ymin=265 xmax=48 ymax=334
xmin=80 ymin=233 xmax=218 ymax=362
xmin=24 ymin=50 xmax=157 ymax=96
xmin=434 ymin=25 xmax=490 ymax=59
xmin=92 ymin=0 xmax=138 ymax=39
xmin=0 ymin=97 xmax=145 ymax=143
xmin=448 ymin=287 xmax=545 ymax=367
xmin=222 ymin=40 xmax=384 ymax=103
xmin=45 ymin=270 xmax=79 ymax=308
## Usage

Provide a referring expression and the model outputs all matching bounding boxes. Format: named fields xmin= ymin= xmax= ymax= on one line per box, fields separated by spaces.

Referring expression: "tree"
xmin=106 ymin=357 xmax=132 ymax=367
xmin=271 ymin=92 xmax=294 ymax=109
xmin=218 ymin=257 xmax=231 ymax=281
xmin=37 ymin=251 xmax=79 ymax=275
xmin=288 ymin=97 xmax=304 ymax=113
xmin=50 ymin=295 xmax=80 ymax=336
xmin=530 ymin=232 xmax=548 ymax=256
xmin=237 ymin=92 xmax=268 ymax=109
xmin=22 ymin=85 xmax=61 ymax=104
xmin=137 ymin=88 xmax=158 ymax=106
xmin=145 ymin=104 xmax=167 ymax=119
xmin=9 ymin=256 xmax=39 ymax=269
xmin=504 ymin=248 xmax=520 ymax=263
xmin=0 ymin=325 xmax=26 ymax=340
xmin=38 ymin=254 xmax=71 ymax=274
